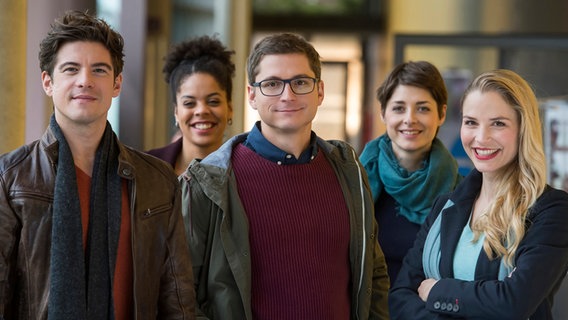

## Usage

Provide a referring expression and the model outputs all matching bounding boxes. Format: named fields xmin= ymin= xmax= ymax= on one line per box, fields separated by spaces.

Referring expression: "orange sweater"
xmin=76 ymin=167 xmax=133 ymax=319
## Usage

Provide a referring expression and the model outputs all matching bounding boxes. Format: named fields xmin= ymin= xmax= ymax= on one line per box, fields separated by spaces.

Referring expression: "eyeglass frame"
xmin=250 ymin=77 xmax=319 ymax=96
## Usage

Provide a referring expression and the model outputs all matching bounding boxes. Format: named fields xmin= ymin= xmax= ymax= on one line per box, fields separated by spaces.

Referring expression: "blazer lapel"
xmin=439 ymin=198 xmax=475 ymax=277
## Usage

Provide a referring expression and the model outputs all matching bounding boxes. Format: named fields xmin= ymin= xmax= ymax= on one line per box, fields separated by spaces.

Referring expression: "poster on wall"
xmin=541 ymin=97 xmax=568 ymax=192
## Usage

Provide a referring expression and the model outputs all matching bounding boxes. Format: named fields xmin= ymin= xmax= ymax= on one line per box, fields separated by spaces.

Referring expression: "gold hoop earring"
xmin=228 ymin=118 xmax=233 ymax=125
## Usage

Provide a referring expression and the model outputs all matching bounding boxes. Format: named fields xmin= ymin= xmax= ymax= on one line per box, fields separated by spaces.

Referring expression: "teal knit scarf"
xmin=360 ymin=135 xmax=461 ymax=224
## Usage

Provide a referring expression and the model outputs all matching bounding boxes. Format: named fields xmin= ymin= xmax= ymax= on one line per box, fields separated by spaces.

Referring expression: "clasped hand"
xmin=418 ymin=278 xmax=438 ymax=302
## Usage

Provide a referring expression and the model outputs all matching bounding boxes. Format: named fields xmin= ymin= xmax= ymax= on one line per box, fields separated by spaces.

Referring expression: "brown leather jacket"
xmin=0 ymin=127 xmax=196 ymax=319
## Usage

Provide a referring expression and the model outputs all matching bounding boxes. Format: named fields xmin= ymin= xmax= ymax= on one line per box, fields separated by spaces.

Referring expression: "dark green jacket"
xmin=181 ymin=133 xmax=390 ymax=320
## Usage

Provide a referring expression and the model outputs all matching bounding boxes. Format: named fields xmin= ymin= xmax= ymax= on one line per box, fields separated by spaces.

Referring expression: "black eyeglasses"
xmin=251 ymin=77 xmax=318 ymax=96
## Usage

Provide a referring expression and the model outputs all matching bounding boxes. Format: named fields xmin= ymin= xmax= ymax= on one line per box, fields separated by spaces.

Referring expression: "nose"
xmin=77 ymin=70 xmax=94 ymax=88
xmin=403 ymin=109 xmax=416 ymax=124
xmin=475 ymin=125 xmax=492 ymax=143
xmin=194 ymin=101 xmax=211 ymax=115
xmin=279 ymin=82 xmax=297 ymax=100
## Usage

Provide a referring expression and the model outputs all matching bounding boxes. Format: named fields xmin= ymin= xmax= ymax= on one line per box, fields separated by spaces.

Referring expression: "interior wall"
xmin=386 ymin=0 xmax=568 ymax=98
xmin=25 ymin=0 xmax=96 ymax=143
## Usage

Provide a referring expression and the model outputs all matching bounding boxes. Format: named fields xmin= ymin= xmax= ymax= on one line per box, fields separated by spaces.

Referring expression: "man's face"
xmin=42 ymin=41 xmax=122 ymax=129
xmin=247 ymin=53 xmax=324 ymax=139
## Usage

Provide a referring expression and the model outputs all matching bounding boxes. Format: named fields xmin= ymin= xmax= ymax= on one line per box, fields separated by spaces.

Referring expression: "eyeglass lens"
xmin=259 ymin=78 xmax=315 ymax=96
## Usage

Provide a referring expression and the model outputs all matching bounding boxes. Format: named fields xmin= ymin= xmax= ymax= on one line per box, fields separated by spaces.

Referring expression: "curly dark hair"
xmin=38 ymin=10 xmax=124 ymax=79
xmin=163 ymin=35 xmax=236 ymax=103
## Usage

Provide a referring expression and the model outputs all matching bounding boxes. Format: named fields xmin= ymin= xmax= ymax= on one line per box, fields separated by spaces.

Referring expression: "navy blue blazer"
xmin=390 ymin=169 xmax=568 ymax=320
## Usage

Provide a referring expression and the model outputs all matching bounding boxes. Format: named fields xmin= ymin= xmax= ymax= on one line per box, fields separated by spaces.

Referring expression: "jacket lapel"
xmin=439 ymin=202 xmax=470 ymax=277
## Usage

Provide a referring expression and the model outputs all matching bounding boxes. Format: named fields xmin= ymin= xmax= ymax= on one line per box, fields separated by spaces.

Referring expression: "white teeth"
xmin=476 ymin=149 xmax=497 ymax=156
xmin=194 ymin=123 xmax=213 ymax=129
xmin=402 ymin=130 xmax=419 ymax=135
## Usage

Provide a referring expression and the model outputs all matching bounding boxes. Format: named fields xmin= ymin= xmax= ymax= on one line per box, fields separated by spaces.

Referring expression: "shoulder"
xmin=198 ymin=133 xmax=248 ymax=169
xmin=0 ymin=144 xmax=32 ymax=172
xmin=0 ymin=139 xmax=45 ymax=174
xmin=318 ymin=138 xmax=357 ymax=161
xmin=119 ymin=143 xmax=177 ymax=182
xmin=360 ymin=136 xmax=383 ymax=162
xmin=146 ymin=138 xmax=182 ymax=165
xmin=530 ymin=186 xmax=568 ymax=219
xmin=539 ymin=185 xmax=568 ymax=202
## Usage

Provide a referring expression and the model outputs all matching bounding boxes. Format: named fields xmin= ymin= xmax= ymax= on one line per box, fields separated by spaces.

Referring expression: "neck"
xmin=260 ymin=124 xmax=311 ymax=159
xmin=59 ymin=122 xmax=106 ymax=177
xmin=471 ymin=181 xmax=495 ymax=225
xmin=394 ymin=149 xmax=428 ymax=173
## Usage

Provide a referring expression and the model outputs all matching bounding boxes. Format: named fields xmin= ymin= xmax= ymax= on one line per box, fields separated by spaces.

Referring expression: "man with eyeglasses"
xmin=180 ymin=32 xmax=389 ymax=320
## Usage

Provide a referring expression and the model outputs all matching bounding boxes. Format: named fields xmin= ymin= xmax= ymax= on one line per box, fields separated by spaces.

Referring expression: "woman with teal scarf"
xmin=360 ymin=61 xmax=461 ymax=282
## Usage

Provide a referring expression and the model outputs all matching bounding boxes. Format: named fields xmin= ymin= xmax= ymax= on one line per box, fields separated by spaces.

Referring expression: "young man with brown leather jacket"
xmin=0 ymin=10 xmax=195 ymax=319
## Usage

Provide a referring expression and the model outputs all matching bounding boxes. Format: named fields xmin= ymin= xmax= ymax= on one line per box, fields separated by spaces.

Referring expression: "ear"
xmin=228 ymin=101 xmax=234 ymax=119
xmin=438 ymin=104 xmax=447 ymax=126
xmin=112 ymin=73 xmax=123 ymax=97
xmin=173 ymin=104 xmax=179 ymax=121
xmin=316 ymin=80 xmax=324 ymax=106
xmin=379 ymin=104 xmax=386 ymax=123
xmin=41 ymin=71 xmax=54 ymax=96
xmin=247 ymin=85 xmax=258 ymax=110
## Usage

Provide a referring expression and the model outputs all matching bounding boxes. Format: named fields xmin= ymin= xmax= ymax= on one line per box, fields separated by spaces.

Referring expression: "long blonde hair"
xmin=463 ymin=69 xmax=547 ymax=267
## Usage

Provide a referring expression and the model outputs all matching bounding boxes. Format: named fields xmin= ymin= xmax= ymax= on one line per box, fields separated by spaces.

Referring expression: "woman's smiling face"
xmin=461 ymin=89 xmax=519 ymax=178
xmin=175 ymin=72 xmax=232 ymax=152
xmin=382 ymin=85 xmax=446 ymax=160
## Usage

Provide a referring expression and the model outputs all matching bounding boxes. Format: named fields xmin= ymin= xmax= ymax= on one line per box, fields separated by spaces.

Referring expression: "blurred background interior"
xmin=1 ymin=0 xmax=568 ymax=316
xmin=4 ymin=0 xmax=568 ymax=177
xmin=4 ymin=0 xmax=568 ymax=192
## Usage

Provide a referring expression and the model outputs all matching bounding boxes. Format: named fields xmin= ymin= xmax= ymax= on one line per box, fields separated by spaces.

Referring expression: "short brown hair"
xmin=246 ymin=33 xmax=321 ymax=84
xmin=377 ymin=61 xmax=447 ymax=119
xmin=39 ymin=10 xmax=124 ymax=79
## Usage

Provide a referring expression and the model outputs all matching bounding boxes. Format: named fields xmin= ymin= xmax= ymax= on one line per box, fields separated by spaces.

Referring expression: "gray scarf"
xmin=48 ymin=115 xmax=122 ymax=320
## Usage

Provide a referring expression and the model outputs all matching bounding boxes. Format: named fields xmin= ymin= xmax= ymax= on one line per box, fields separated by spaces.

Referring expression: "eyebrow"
xmin=489 ymin=116 xmax=512 ymax=121
xmin=58 ymin=61 xmax=113 ymax=71
xmin=462 ymin=115 xmax=512 ymax=121
xmin=390 ymin=100 xmax=431 ymax=105
xmin=260 ymin=74 xmax=314 ymax=81
xmin=180 ymin=92 xmax=222 ymax=100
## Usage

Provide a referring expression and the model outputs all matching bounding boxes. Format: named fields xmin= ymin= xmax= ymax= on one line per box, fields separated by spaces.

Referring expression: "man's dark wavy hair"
xmin=39 ymin=10 xmax=124 ymax=79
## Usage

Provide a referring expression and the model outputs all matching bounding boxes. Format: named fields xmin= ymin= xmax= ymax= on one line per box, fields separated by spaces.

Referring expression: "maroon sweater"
xmin=232 ymin=144 xmax=351 ymax=320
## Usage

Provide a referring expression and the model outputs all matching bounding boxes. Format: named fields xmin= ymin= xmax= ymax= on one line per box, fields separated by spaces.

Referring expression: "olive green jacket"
xmin=181 ymin=133 xmax=389 ymax=319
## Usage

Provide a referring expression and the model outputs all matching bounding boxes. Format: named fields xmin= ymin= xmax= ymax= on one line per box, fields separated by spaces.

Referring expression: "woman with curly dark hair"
xmin=148 ymin=35 xmax=235 ymax=175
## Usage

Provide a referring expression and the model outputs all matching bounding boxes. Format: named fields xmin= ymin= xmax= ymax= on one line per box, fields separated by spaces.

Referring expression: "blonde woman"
xmin=390 ymin=69 xmax=568 ymax=319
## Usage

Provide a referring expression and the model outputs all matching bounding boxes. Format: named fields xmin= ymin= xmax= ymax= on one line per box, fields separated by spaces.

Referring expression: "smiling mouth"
xmin=73 ymin=96 xmax=96 ymax=101
xmin=400 ymin=130 xmax=420 ymax=135
xmin=475 ymin=148 xmax=498 ymax=156
xmin=192 ymin=123 xmax=215 ymax=130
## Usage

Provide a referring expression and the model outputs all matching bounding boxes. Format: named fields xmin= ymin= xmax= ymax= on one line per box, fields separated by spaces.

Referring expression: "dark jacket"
xmin=390 ymin=169 xmax=568 ymax=320
xmin=0 ymin=127 xmax=196 ymax=319
xmin=147 ymin=137 xmax=182 ymax=169
xmin=181 ymin=133 xmax=390 ymax=320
